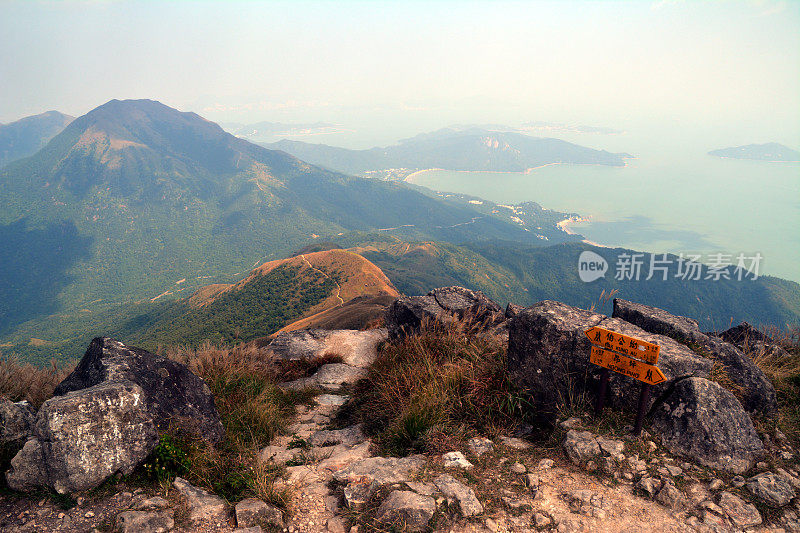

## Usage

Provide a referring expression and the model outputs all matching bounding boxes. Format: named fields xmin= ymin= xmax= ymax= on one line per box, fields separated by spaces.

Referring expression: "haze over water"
xmin=408 ymin=123 xmax=800 ymax=283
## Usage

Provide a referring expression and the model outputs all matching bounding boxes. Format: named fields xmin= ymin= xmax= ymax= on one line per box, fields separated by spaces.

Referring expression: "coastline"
xmin=557 ymin=216 xmax=610 ymax=248
xmin=404 ymin=160 xmax=629 ymax=183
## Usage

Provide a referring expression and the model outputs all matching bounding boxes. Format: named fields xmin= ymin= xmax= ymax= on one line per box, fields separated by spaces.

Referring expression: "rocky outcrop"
xmin=54 ymin=337 xmax=223 ymax=441
xmin=0 ymin=397 xmax=35 ymax=444
xmin=235 ymin=498 xmax=284 ymax=529
xmin=266 ymin=328 xmax=388 ymax=368
xmin=6 ymin=381 xmax=159 ymax=493
xmin=434 ymin=474 xmax=484 ymax=517
xmin=651 ymin=377 xmax=764 ymax=474
xmin=375 ymin=490 xmax=436 ymax=532
xmin=507 ymin=300 xmax=711 ymax=423
xmin=6 ymin=337 xmax=222 ymax=494
xmin=386 ymin=286 xmax=503 ymax=338
xmin=613 ymin=299 xmax=777 ymax=415
xmin=746 ymin=472 xmax=797 ymax=507
xmin=173 ymin=476 xmax=230 ymax=523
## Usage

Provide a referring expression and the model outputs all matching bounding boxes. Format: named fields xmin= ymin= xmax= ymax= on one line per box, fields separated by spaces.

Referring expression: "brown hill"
xmin=189 ymin=249 xmax=399 ymax=326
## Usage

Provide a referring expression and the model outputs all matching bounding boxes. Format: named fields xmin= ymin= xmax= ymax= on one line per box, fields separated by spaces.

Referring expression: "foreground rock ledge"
xmin=5 ymin=337 xmax=223 ymax=494
xmin=54 ymin=336 xmax=224 ymax=441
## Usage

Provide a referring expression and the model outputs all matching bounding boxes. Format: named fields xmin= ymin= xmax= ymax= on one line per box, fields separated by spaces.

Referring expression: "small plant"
xmin=141 ymin=434 xmax=191 ymax=482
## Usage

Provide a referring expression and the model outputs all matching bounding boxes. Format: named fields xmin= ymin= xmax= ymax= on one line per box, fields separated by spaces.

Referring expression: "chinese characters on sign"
xmin=584 ymin=326 xmax=666 ymax=435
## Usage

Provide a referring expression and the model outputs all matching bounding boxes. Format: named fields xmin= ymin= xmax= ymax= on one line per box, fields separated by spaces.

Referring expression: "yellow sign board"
xmin=589 ymin=345 xmax=666 ymax=385
xmin=585 ymin=326 xmax=660 ymax=365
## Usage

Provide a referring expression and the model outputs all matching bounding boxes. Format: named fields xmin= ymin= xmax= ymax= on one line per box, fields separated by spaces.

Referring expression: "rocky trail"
xmin=2 ymin=288 xmax=800 ymax=532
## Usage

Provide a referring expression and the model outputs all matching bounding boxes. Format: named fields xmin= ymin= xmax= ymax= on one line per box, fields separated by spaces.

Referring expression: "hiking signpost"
xmin=585 ymin=326 xmax=664 ymax=436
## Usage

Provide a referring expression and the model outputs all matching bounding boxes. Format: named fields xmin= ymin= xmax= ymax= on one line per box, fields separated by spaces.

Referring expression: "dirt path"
xmin=300 ymin=254 xmax=344 ymax=306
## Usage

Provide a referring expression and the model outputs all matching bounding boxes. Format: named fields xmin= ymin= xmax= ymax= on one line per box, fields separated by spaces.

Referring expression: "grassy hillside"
xmin=0 ymin=110 xmax=73 ymax=167
xmin=0 ymin=99 xmax=570 ymax=341
xmin=0 ymin=250 xmax=399 ymax=365
xmin=347 ymin=238 xmax=800 ymax=330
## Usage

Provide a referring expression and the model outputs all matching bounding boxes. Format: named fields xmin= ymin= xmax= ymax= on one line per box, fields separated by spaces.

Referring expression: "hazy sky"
xmin=1 ymin=0 xmax=798 ymax=146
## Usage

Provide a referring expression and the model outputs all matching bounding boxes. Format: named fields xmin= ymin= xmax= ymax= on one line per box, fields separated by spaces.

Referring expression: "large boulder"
xmin=651 ymin=377 xmax=764 ymax=474
xmin=507 ymin=301 xmax=712 ymax=423
xmin=266 ymin=328 xmax=388 ymax=368
xmin=0 ymin=397 xmax=35 ymax=444
xmin=6 ymin=381 xmax=159 ymax=493
xmin=613 ymin=299 xmax=777 ymax=416
xmin=375 ymin=490 xmax=436 ymax=532
xmin=386 ymin=286 xmax=503 ymax=339
xmin=54 ymin=337 xmax=223 ymax=441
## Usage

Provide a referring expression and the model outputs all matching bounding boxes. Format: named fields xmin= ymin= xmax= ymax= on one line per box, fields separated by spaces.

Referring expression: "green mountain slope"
xmin=0 ymin=110 xmax=74 ymax=167
xmin=265 ymin=127 xmax=630 ymax=175
xmin=0 ymin=99 xmax=567 ymax=338
xmin=345 ymin=237 xmax=800 ymax=330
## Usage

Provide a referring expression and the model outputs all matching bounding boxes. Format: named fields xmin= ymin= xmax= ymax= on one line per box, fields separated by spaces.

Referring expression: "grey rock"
xmin=405 ymin=481 xmax=438 ymax=496
xmin=717 ymin=491 xmax=762 ymax=528
xmin=467 ymin=436 xmax=494 ymax=456
xmin=636 ymin=476 xmax=662 ymax=498
xmin=510 ymin=461 xmax=527 ymax=474
xmin=266 ymin=328 xmax=387 ymax=368
xmin=655 ymin=482 xmax=686 ymax=510
xmin=308 ymin=425 xmax=366 ymax=447
xmin=173 ymin=476 xmax=230 ymax=523
xmin=442 ymin=451 xmax=473 ymax=469
xmin=563 ymin=430 xmax=600 ymax=465
xmin=434 ymin=473 xmax=484 ymax=517
xmin=613 ymin=299 xmax=777 ymax=416
xmin=507 ymin=301 xmax=711 ymax=423
xmin=499 ymin=435 xmax=531 ymax=449
xmin=282 ymin=363 xmax=367 ymax=392
xmin=0 ymin=398 xmax=35 ymax=444
xmin=134 ymin=496 xmax=170 ymax=511
xmin=652 ymin=377 xmax=764 ymax=474
xmin=116 ymin=509 xmax=174 ymax=533
xmin=6 ymin=381 xmax=158 ymax=493
xmin=235 ymin=498 xmax=284 ymax=528
xmin=386 ymin=286 xmax=502 ymax=339
xmin=53 ymin=337 xmax=223 ymax=441
xmin=596 ymin=436 xmax=624 ymax=456
xmin=333 ymin=455 xmax=425 ymax=487
xmin=375 ymin=490 xmax=436 ymax=532
xmin=746 ymin=472 xmax=797 ymax=507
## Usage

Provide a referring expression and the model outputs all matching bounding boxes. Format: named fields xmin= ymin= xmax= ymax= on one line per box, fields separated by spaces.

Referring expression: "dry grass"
xmin=0 ymin=356 xmax=72 ymax=408
xmin=351 ymin=319 xmax=533 ymax=456
xmin=151 ymin=342 xmax=316 ymax=506
xmin=744 ymin=325 xmax=800 ymax=444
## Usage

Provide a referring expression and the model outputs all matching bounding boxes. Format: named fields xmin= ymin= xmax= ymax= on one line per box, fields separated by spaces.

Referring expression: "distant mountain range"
xmin=264 ymin=127 xmax=631 ymax=176
xmin=709 ymin=143 xmax=800 ymax=162
xmin=0 ymin=110 xmax=73 ymax=167
xmin=0 ymin=99 xmax=569 ymax=340
xmin=220 ymin=120 xmax=343 ymax=142
xmin=1 ymin=100 xmax=797 ymax=367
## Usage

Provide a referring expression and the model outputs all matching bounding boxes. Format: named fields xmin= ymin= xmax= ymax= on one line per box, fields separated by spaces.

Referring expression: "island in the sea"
xmin=709 ymin=142 xmax=800 ymax=162
xmin=263 ymin=126 xmax=632 ymax=177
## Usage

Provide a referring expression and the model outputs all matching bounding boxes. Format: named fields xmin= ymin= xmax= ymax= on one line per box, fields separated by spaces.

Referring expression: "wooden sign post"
xmin=585 ymin=327 xmax=664 ymax=436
